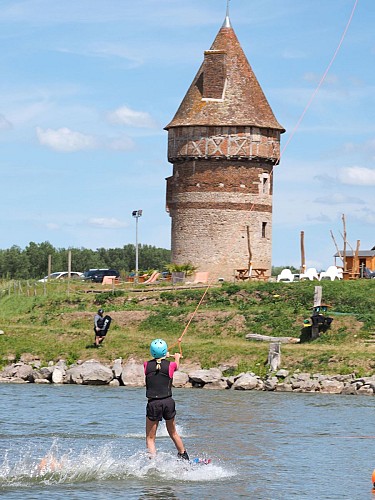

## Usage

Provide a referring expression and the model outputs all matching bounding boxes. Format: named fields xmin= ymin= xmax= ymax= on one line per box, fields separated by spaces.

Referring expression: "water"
xmin=0 ymin=384 xmax=374 ymax=499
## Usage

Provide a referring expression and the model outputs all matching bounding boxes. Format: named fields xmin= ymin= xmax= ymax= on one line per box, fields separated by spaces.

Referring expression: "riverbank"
xmin=1 ymin=356 xmax=375 ymax=396
xmin=0 ymin=279 xmax=374 ymax=377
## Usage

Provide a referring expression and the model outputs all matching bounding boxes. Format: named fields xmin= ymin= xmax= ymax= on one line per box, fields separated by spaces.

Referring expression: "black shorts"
xmin=94 ymin=328 xmax=106 ymax=337
xmin=146 ymin=397 xmax=176 ymax=422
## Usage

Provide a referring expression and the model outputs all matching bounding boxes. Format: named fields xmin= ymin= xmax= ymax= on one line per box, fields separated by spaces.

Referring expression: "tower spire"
xmin=222 ymin=0 xmax=231 ymax=28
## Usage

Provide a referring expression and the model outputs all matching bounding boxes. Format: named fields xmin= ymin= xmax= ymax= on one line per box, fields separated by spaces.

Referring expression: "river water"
xmin=0 ymin=384 xmax=374 ymax=499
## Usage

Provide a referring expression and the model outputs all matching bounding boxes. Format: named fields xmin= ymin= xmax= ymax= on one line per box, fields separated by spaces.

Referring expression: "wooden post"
xmin=330 ymin=230 xmax=343 ymax=267
xmin=342 ymin=214 xmax=347 ymax=272
xmin=353 ymin=240 xmax=360 ymax=276
xmin=67 ymin=250 xmax=72 ymax=295
xmin=268 ymin=342 xmax=281 ymax=371
xmin=300 ymin=230 xmax=306 ymax=274
xmin=246 ymin=225 xmax=253 ymax=278
xmin=312 ymin=286 xmax=322 ymax=340
xmin=313 ymin=286 xmax=322 ymax=308
xmin=48 ymin=254 xmax=52 ymax=280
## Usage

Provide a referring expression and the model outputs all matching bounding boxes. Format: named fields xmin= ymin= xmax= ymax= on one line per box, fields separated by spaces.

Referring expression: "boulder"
xmin=341 ymin=384 xmax=357 ymax=395
xmin=66 ymin=360 xmax=113 ymax=385
xmin=112 ymin=358 xmax=123 ymax=379
xmin=275 ymin=383 xmax=293 ymax=392
xmin=33 ymin=367 xmax=53 ymax=381
xmin=1 ymin=363 xmax=35 ymax=382
xmin=264 ymin=377 xmax=278 ymax=391
xmin=203 ymin=378 xmax=229 ymax=390
xmin=232 ymin=373 xmax=259 ymax=391
xmin=357 ymin=385 xmax=374 ymax=395
xmin=320 ymin=380 xmax=344 ymax=394
xmin=188 ymin=368 xmax=223 ymax=386
xmin=173 ymin=371 xmax=189 ymax=388
xmin=52 ymin=367 xmax=65 ymax=384
xmin=121 ymin=359 xmax=145 ymax=387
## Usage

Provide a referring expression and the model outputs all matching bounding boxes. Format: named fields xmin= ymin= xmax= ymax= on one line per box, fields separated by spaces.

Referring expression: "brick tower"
xmin=165 ymin=9 xmax=285 ymax=281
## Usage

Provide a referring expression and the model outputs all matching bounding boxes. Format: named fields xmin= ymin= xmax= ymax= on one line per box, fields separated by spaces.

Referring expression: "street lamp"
xmin=132 ymin=210 xmax=143 ymax=282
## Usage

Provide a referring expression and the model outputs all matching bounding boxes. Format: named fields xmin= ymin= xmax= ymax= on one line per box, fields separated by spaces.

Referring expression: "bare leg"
xmin=146 ymin=417 xmax=159 ymax=455
xmin=165 ymin=418 xmax=185 ymax=454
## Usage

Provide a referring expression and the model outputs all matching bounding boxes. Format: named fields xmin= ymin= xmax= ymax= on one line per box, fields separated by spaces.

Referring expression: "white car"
xmin=38 ymin=272 xmax=83 ymax=282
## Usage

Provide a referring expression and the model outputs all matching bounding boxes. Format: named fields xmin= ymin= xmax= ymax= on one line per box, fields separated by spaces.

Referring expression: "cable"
xmin=171 ymin=0 xmax=359 ymax=349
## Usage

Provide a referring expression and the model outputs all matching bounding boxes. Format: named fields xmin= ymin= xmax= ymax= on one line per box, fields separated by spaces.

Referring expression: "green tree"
xmin=0 ymin=245 xmax=30 ymax=279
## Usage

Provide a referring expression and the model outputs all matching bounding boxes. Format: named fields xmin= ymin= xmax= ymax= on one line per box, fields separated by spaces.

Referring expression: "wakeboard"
xmin=191 ymin=457 xmax=211 ymax=465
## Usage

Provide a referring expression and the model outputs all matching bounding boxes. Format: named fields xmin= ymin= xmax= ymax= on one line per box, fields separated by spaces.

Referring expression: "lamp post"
xmin=132 ymin=210 xmax=143 ymax=282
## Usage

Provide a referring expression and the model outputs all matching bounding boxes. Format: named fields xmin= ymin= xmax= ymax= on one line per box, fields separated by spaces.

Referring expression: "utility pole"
xmin=132 ymin=210 xmax=143 ymax=283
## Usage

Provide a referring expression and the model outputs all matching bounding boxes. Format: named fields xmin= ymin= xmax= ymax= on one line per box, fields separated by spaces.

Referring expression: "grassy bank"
xmin=0 ymin=280 xmax=374 ymax=377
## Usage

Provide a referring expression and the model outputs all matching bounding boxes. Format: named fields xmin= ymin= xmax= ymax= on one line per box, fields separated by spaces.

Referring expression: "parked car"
xmin=82 ymin=269 xmax=120 ymax=283
xmin=38 ymin=272 xmax=83 ymax=282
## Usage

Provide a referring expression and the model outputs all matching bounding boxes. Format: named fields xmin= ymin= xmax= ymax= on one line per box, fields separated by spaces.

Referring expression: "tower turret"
xmin=165 ymin=9 xmax=285 ymax=281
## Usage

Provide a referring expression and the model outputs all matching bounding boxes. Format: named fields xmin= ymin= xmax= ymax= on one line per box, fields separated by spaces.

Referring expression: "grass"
xmin=0 ymin=279 xmax=374 ymax=376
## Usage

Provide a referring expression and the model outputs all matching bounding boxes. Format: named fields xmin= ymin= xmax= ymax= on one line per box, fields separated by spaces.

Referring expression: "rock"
xmin=66 ymin=360 xmax=113 ymax=385
xmin=298 ymin=379 xmax=320 ymax=392
xmin=320 ymin=380 xmax=344 ymax=394
xmin=109 ymin=379 xmax=120 ymax=387
xmin=188 ymin=368 xmax=223 ymax=385
xmin=33 ymin=367 xmax=53 ymax=381
xmin=341 ymin=384 xmax=357 ymax=395
xmin=357 ymin=385 xmax=374 ymax=395
xmin=52 ymin=368 xmax=65 ymax=384
xmin=275 ymin=369 xmax=289 ymax=379
xmin=275 ymin=383 xmax=293 ymax=392
xmin=173 ymin=371 xmax=189 ymax=388
xmin=2 ymin=363 xmax=35 ymax=382
xmin=203 ymin=379 xmax=229 ymax=390
xmin=0 ymin=330 xmax=5 ymax=335
xmin=34 ymin=378 xmax=51 ymax=384
xmin=121 ymin=359 xmax=145 ymax=387
xmin=112 ymin=358 xmax=123 ymax=379
xmin=55 ymin=359 xmax=68 ymax=370
xmin=232 ymin=373 xmax=259 ymax=391
xmin=264 ymin=377 xmax=278 ymax=391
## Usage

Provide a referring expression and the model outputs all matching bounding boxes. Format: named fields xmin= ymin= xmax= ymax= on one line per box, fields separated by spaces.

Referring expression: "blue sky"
xmin=0 ymin=0 xmax=374 ymax=270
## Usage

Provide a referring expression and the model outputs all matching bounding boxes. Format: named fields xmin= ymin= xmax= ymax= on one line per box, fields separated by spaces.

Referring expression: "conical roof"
xmin=165 ymin=21 xmax=284 ymax=132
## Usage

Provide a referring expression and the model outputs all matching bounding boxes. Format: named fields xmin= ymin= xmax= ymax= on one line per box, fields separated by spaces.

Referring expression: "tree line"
xmin=0 ymin=242 xmax=171 ymax=280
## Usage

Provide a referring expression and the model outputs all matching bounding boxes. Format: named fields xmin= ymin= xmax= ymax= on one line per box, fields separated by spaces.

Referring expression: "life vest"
xmin=145 ymin=359 xmax=172 ymax=399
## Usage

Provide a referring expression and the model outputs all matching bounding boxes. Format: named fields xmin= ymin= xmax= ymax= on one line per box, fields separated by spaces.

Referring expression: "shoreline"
xmin=1 ymin=357 xmax=374 ymax=396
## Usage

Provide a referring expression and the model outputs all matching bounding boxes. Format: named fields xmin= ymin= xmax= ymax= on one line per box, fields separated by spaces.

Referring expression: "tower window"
xmin=262 ymin=222 xmax=267 ymax=238
xmin=262 ymin=174 xmax=269 ymax=194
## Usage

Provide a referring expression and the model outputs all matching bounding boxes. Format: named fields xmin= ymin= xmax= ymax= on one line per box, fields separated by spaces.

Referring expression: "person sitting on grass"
xmin=144 ymin=338 xmax=189 ymax=461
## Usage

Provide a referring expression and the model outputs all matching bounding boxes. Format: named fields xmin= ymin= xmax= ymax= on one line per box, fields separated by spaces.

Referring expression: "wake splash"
xmin=0 ymin=441 xmax=235 ymax=488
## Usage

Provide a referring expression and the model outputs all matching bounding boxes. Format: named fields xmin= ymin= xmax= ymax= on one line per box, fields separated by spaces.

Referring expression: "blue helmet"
xmin=150 ymin=339 xmax=168 ymax=359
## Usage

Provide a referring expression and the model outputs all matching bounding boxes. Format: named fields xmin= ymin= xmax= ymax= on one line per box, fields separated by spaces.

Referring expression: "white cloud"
xmin=46 ymin=222 xmax=59 ymax=230
xmin=314 ymin=193 xmax=365 ymax=205
xmin=0 ymin=113 xmax=12 ymax=130
xmin=36 ymin=126 xmax=97 ymax=152
xmin=107 ymin=106 xmax=157 ymax=128
xmin=339 ymin=166 xmax=375 ymax=186
xmin=88 ymin=217 xmax=127 ymax=229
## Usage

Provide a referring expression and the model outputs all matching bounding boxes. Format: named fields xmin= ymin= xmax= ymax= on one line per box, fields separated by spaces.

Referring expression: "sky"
xmin=0 ymin=0 xmax=374 ymax=271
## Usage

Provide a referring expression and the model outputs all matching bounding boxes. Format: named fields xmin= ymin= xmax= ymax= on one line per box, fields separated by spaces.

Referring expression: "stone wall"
xmin=166 ymin=158 xmax=274 ymax=280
